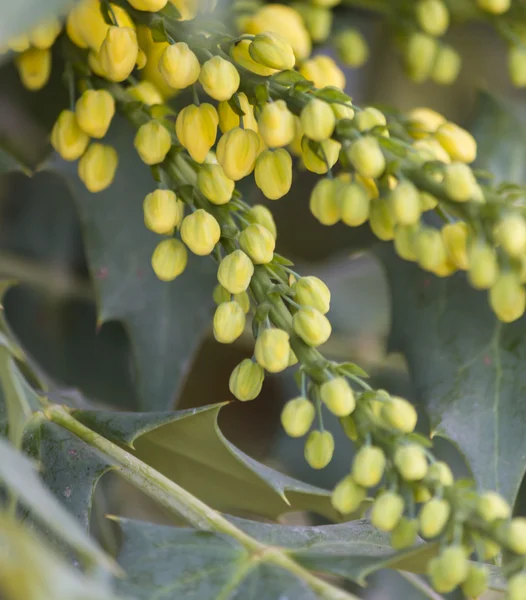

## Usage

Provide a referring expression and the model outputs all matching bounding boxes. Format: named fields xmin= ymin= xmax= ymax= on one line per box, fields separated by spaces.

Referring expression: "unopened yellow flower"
xmin=442 ymin=222 xmax=469 ymax=270
xmin=435 ymin=122 xmax=477 ymax=164
xmin=304 ymin=430 xmax=334 ymax=469
xmin=320 ymin=378 xmax=355 ymax=417
xmin=255 ymin=328 xmax=290 ymax=373
xmin=495 ymin=214 xmax=526 ymax=258
xmin=128 ymin=0 xmax=168 ymax=10
xmin=99 ymin=26 xmax=139 ymax=82
xmin=432 ymin=44 xmax=461 ymax=85
xmin=293 ymin=306 xmax=331 ymax=347
xmin=180 ymin=209 xmax=221 ymax=256
xmin=340 ymin=182 xmax=370 ymax=227
xmin=404 ymin=32 xmax=437 ymax=83
xmin=336 ymin=28 xmax=368 ymax=68
xmin=299 ymin=55 xmax=346 ymax=90
xmin=176 ymin=103 xmax=218 ymax=163
xmin=416 ymin=0 xmax=449 ymax=37
xmin=246 ymin=205 xmax=277 ymax=240
xmin=254 ymin=149 xmax=293 ymax=200
xmin=301 ymin=137 xmax=341 ymax=174
xmin=151 ymin=239 xmax=188 ymax=281
xmin=218 ymin=93 xmax=258 ymax=134
xmin=229 ymin=359 xmax=264 ymax=401
xmin=231 ymin=40 xmax=277 ymax=76
xmin=197 ymin=164 xmax=234 ymax=205
xmin=199 ymin=56 xmax=240 ymax=101
xmin=159 ymin=42 xmax=200 ymax=89
xmin=249 ymin=32 xmax=295 ymax=70
xmin=390 ymin=181 xmax=421 ymax=226
xmin=490 ymin=273 xmax=526 ymax=323
xmin=51 ymin=110 xmax=90 ymax=161
xmin=477 ymin=0 xmax=510 ymax=14
xmin=509 ymin=45 xmax=526 ymax=87
xmin=444 ymin=163 xmax=478 ymax=202
xmin=309 ymin=178 xmax=340 ymax=225
xmin=143 ymin=190 xmax=184 ymax=234
xmin=218 ymin=250 xmax=254 ymax=294
xmin=29 ymin=17 xmax=62 ymax=50
xmin=213 ymin=301 xmax=246 ymax=343
xmin=78 ymin=143 xmax=119 ymax=193
xmin=134 ymin=120 xmax=172 ymax=165
xmin=355 ymin=107 xmax=387 ymax=134
xmin=300 ymin=99 xmax=336 ymax=142
xmin=294 ymin=4 xmax=332 ymax=43
xmin=348 ymin=136 xmax=385 ymax=179
xmin=216 ymin=128 xmax=260 ymax=181
xmin=294 ymin=276 xmax=331 ymax=314
xmin=128 ymin=81 xmax=164 ymax=105
xmin=258 ymin=101 xmax=295 ymax=148
xmin=407 ymin=107 xmax=446 ymax=138
xmin=75 ymin=90 xmax=115 ymax=139
xmin=468 ymin=242 xmax=499 ymax=290
xmin=15 ymin=48 xmax=51 ymax=91
xmin=239 ymin=224 xmax=275 ymax=264
xmin=281 ymin=397 xmax=315 ymax=437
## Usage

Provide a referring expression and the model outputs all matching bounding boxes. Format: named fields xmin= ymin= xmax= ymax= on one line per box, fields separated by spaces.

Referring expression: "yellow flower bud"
xmin=229 ymin=358 xmax=264 ymax=401
xmin=442 ymin=222 xmax=469 ymax=270
xmin=419 ymin=498 xmax=451 ymax=538
xmin=254 ymin=149 xmax=293 ymax=200
xmin=128 ymin=0 xmax=168 ymax=10
xmin=407 ymin=107 xmax=446 ymax=138
xmin=143 ymin=190 xmax=184 ymax=234
xmin=309 ymin=179 xmax=340 ymax=226
xmin=477 ymin=491 xmax=511 ymax=522
xmin=381 ymin=397 xmax=418 ymax=433
xmin=134 ymin=120 xmax=171 ymax=165
xmin=339 ymin=182 xmax=370 ymax=227
xmin=394 ymin=225 xmax=418 ymax=262
xmin=51 ymin=110 xmax=90 ymax=161
xmin=75 ymin=89 xmax=115 ymax=139
xmin=468 ymin=242 xmax=498 ymax=289
xmin=509 ymin=45 xmax=526 ymax=87
xmin=352 ymin=445 xmax=385 ymax=487
xmin=427 ymin=557 xmax=456 ymax=594
xmin=481 ymin=539 xmax=501 ymax=560
xmin=294 ymin=276 xmax=331 ymax=314
xmin=249 ymin=31 xmax=295 ymax=70
xmin=477 ymin=0 xmax=510 ymax=14
xmin=293 ymin=306 xmax=331 ymax=347
xmin=389 ymin=181 xmax=421 ymax=226
xmin=234 ymin=291 xmax=250 ymax=314
xmin=176 ymin=103 xmax=219 ymax=164
xmin=461 ymin=565 xmax=488 ymax=599
xmin=7 ymin=33 xmax=30 ymax=52
xmin=490 ymin=273 xmax=526 ymax=323
xmin=15 ymin=48 xmax=51 ymax=91
xmin=78 ymin=143 xmax=118 ymax=193
xmin=159 ymin=42 xmax=200 ymax=89
xmin=216 ymin=128 xmax=260 ymax=181
xmin=420 ymin=192 xmax=438 ymax=211
xmin=301 ymin=137 xmax=341 ymax=174
xmin=371 ymin=492 xmax=404 ymax=532
xmin=151 ymin=238 xmax=188 ymax=281
xmin=246 ymin=205 xmax=277 ymax=240
xmin=300 ymin=99 xmax=336 ymax=142
xmin=180 ymin=209 xmax=221 ymax=256
xmin=128 ymin=81 xmax=164 ymax=106
xmin=444 ymin=162 xmax=478 ymax=202
xmin=332 ymin=102 xmax=355 ymax=121
xmin=304 ymin=430 xmax=334 ymax=469
xmin=370 ymin=198 xmax=395 ymax=241
xmin=414 ymin=485 xmax=433 ymax=503
xmin=258 ymin=101 xmax=295 ymax=148
xmin=355 ymin=107 xmax=387 ymax=134
xmin=436 ymin=122 xmax=477 ymax=164
xmin=391 ymin=518 xmax=418 ymax=550
xmin=299 ymin=55 xmax=346 ymax=89
xmin=331 ymin=476 xmax=366 ymax=514
xmin=199 ymin=56 xmax=240 ymax=101
xmin=404 ymin=32 xmax=437 ymax=83
xmin=438 ymin=546 xmax=469 ymax=588
xmin=336 ymin=28 xmax=368 ymax=68
xmin=231 ymin=40 xmax=277 ymax=76
xmin=495 ymin=214 xmax=526 ymax=258
xmin=415 ymin=228 xmax=447 ymax=272
xmin=293 ymin=4 xmax=332 ymax=43
xmin=213 ymin=284 xmax=230 ymax=305
xmin=218 ymin=250 xmax=254 ymax=294
xmin=394 ymin=444 xmax=428 ymax=481
xmin=213 ymin=301 xmax=246 ymax=343
xmin=507 ymin=573 xmax=526 ymax=600
xmin=281 ymin=397 xmax=315 ymax=437
xmin=348 ymin=136 xmax=385 ymax=179
xmin=29 ymin=17 xmax=62 ymax=50
xmin=255 ymin=328 xmax=291 ymax=373
xmin=432 ymin=44 xmax=461 ymax=85
xmin=416 ymin=0 xmax=449 ymax=37
xmin=197 ymin=164 xmax=234 ymax=205
xmin=320 ymin=378 xmax=355 ymax=417
xmin=239 ymin=224 xmax=275 ymax=265
xmin=218 ymin=93 xmax=258 ymax=134
xmin=427 ymin=461 xmax=454 ymax=486
xmin=99 ymin=26 xmax=138 ymax=82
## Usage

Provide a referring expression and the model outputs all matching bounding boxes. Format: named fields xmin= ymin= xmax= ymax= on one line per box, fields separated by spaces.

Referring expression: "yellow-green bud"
xmin=340 ymin=182 xmax=370 ymax=227
xmin=216 ymin=128 xmax=260 ymax=181
xmin=176 ymin=103 xmax=219 ymax=164
xmin=281 ymin=397 xmax=315 ymax=437
xmin=293 ymin=4 xmax=332 ymax=43
xmin=468 ymin=242 xmax=498 ymax=289
xmin=51 ymin=110 xmax=90 ymax=161
xmin=477 ymin=0 xmax=510 ymax=14
xmin=371 ymin=492 xmax=404 ymax=532
xmin=246 ymin=205 xmax=277 ymax=240
xmin=254 ymin=149 xmax=293 ymax=200
xmin=442 ymin=221 xmax=469 ymax=270
xmin=213 ymin=301 xmax=246 ymax=344
xmin=444 ymin=163 xmax=478 ymax=202
xmin=509 ymin=45 xmax=526 ymax=87
xmin=15 ymin=48 xmax=51 ymax=91
xmin=432 ymin=44 xmax=461 ymax=85
xmin=229 ymin=358 xmax=264 ymax=401
xmin=99 ymin=26 xmax=138 ymax=82
xmin=218 ymin=249 xmax=255 ymax=294
xmin=159 ymin=42 xmax=200 ymax=89
xmin=477 ymin=491 xmax=511 ymax=522
xmin=507 ymin=573 xmax=526 ymax=600
xmin=331 ymin=476 xmax=366 ymax=514
xmin=197 ymin=164 xmax=234 ymax=205
xmin=151 ymin=239 xmax=188 ymax=281
xmin=419 ymin=498 xmax=451 ymax=538
xmin=78 ymin=143 xmax=118 ymax=193
xmin=29 ymin=17 xmax=62 ymax=49
xmin=495 ymin=214 xmax=526 ymax=258
xmin=239 ymin=223 xmax=275 ymax=264
xmin=405 ymin=32 xmax=437 ymax=83
xmin=180 ymin=209 xmax=221 ymax=256
xmin=436 ymin=122 xmax=477 ymax=164
xmin=490 ymin=273 xmax=526 ymax=323
xmin=416 ymin=0 xmax=449 ymax=37
xmin=258 ymin=100 xmax=295 ymax=148
xmin=320 ymin=378 xmax=355 ymax=417
xmin=234 ymin=291 xmax=250 ymax=314
xmin=461 ymin=565 xmax=488 ymax=598
xmin=394 ymin=444 xmax=428 ymax=481
xmin=340 ymin=414 xmax=358 ymax=441
xmin=481 ymin=538 xmax=501 ymax=560
xmin=369 ymin=198 xmax=395 ymax=241
xmin=428 ymin=461 xmax=454 ymax=486
xmin=352 ymin=445 xmax=386 ymax=488
xmin=415 ymin=228 xmax=447 ymax=272
xmin=301 ymin=55 xmax=346 ymax=89
xmin=390 ymin=181 xmax=421 ymax=226
xmin=428 ymin=557 xmax=456 ymax=594
xmin=128 ymin=0 xmax=167 ymax=10
xmin=391 ymin=518 xmax=418 ymax=550
xmin=199 ymin=56 xmax=240 ymax=101
xmin=294 ymin=276 xmax=331 ymax=314
xmin=218 ymin=93 xmax=258 ymax=134
xmin=231 ymin=39 xmax=277 ymax=77
xmin=394 ymin=225 xmax=418 ymax=262
xmin=75 ymin=89 xmax=115 ymax=139
xmin=355 ymin=107 xmax=387 ymax=134
xmin=348 ymin=136 xmax=386 ymax=179
xmin=336 ymin=28 xmax=368 ymax=68
xmin=332 ymin=102 xmax=355 ymax=121
xmin=408 ymin=107 xmax=446 ymax=138
xmin=441 ymin=546 xmax=469 ymax=587
xmin=301 ymin=137 xmax=341 ymax=174
xmin=420 ymin=191 xmax=438 ymax=211
xmin=143 ymin=190 xmax=184 ymax=234
xmin=134 ymin=120 xmax=171 ymax=165
xmin=381 ymin=397 xmax=418 ymax=433
xmin=213 ymin=284 xmax=231 ymax=305
xmin=309 ymin=178 xmax=341 ymax=226
xmin=249 ymin=32 xmax=295 ymax=70
xmin=300 ymin=99 xmax=336 ymax=142
xmin=304 ymin=430 xmax=334 ymax=469
xmin=293 ymin=306 xmax=332 ymax=347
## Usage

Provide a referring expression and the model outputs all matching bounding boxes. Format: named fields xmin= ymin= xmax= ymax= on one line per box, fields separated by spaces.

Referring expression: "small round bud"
xmin=420 ymin=192 xmax=438 ymax=211
xmin=234 ymin=291 xmax=250 ymax=314
xmin=477 ymin=491 xmax=511 ymax=522
xmin=218 ymin=93 xmax=257 ymax=134
xmin=407 ymin=107 xmax=446 ymax=138
xmin=415 ymin=228 xmax=448 ymax=272
xmin=258 ymin=101 xmax=295 ymax=148
xmin=143 ymin=190 xmax=184 ymax=234
xmin=381 ymin=397 xmax=418 ymax=433
xmin=340 ymin=415 xmax=358 ymax=441
xmin=249 ymin=32 xmax=295 ymax=70
xmin=394 ymin=444 xmax=428 ymax=481
xmin=304 ymin=430 xmax=334 ymax=469
xmin=293 ymin=4 xmax=332 ymax=43
xmin=394 ymin=225 xmax=418 ymax=262
xmin=461 ymin=565 xmax=488 ymax=598
xmin=340 ymin=182 xmax=370 ymax=227
xmin=246 ymin=205 xmax=277 ymax=240
xmin=320 ymin=378 xmax=355 ymax=417
xmin=293 ymin=306 xmax=332 ymax=347
xmin=331 ymin=476 xmax=366 ymax=514
xmin=218 ymin=250 xmax=254 ymax=294
xmin=468 ymin=242 xmax=498 ymax=289
xmin=213 ymin=284 xmax=231 ymax=305
xmin=301 ymin=137 xmax=341 ymax=174
xmin=405 ymin=32 xmax=437 ymax=83
xmin=391 ymin=518 xmax=418 ymax=550
xmin=355 ymin=107 xmax=387 ymax=134
xmin=128 ymin=0 xmax=168 ymax=10
xmin=507 ymin=573 xmax=526 ymax=600
xmin=78 ymin=143 xmax=118 ymax=193
xmin=332 ymin=102 xmax=355 ymax=121
xmin=15 ymin=48 xmax=51 ymax=91
xmin=348 ymin=136 xmax=386 ymax=179
xmin=442 ymin=222 xmax=469 ymax=270
xmin=414 ymin=484 xmax=432 ymax=503
xmin=75 ymin=89 xmax=115 ymax=139
xmin=509 ymin=45 xmax=526 ymax=87
xmin=477 ymin=0 xmax=510 ymax=14
xmin=371 ymin=492 xmax=404 ymax=532
xmin=180 ymin=209 xmax=221 ymax=256
xmin=490 ymin=273 xmax=526 ymax=323
xmin=436 ymin=122 xmax=477 ymax=164
xmin=176 ymin=103 xmax=219 ymax=164
xmin=254 ymin=149 xmax=293 ymax=200
xmin=427 ymin=461 xmax=454 ymax=486
xmin=419 ymin=498 xmax=451 ymax=538
xmin=229 ymin=358 xmax=264 ymax=401
xmin=281 ymin=397 xmax=315 ymax=437
xmin=309 ymin=178 xmax=341 ymax=226
xmin=239 ymin=223 xmax=275 ymax=264
xmin=29 ymin=17 xmax=62 ymax=49
xmin=370 ymin=198 xmax=396 ymax=241
xmin=151 ymin=239 xmax=188 ymax=281
xmin=300 ymin=99 xmax=336 ymax=142
xmin=159 ymin=42 xmax=200 ymax=89
xmin=231 ymin=39 xmax=277 ymax=77
xmin=432 ymin=44 xmax=461 ymax=85
xmin=199 ymin=56 xmax=240 ymax=101
xmin=51 ymin=110 xmax=89 ymax=161
xmin=428 ymin=557 xmax=456 ymax=594
xmin=216 ymin=128 xmax=260 ymax=181
xmin=197 ymin=164 xmax=234 ymax=205
xmin=352 ymin=445 xmax=386 ymax=488
xmin=294 ymin=276 xmax=331 ymax=314
xmin=99 ymin=26 xmax=138 ymax=82
xmin=481 ymin=538 xmax=501 ymax=560
xmin=390 ymin=181 xmax=421 ymax=226
xmin=416 ymin=0 xmax=449 ymax=37
xmin=336 ymin=28 xmax=368 ymax=68
xmin=134 ymin=120 xmax=171 ymax=165
xmin=299 ymin=55 xmax=346 ymax=89
xmin=496 ymin=214 xmax=526 ymax=258
xmin=213 ymin=301 xmax=246 ymax=344
xmin=439 ymin=546 xmax=469 ymax=587
xmin=444 ymin=163 xmax=478 ymax=202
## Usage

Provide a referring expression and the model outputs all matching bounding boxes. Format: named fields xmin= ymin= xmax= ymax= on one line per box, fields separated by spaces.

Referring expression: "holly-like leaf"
xmin=0 ymin=0 xmax=72 ymax=46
